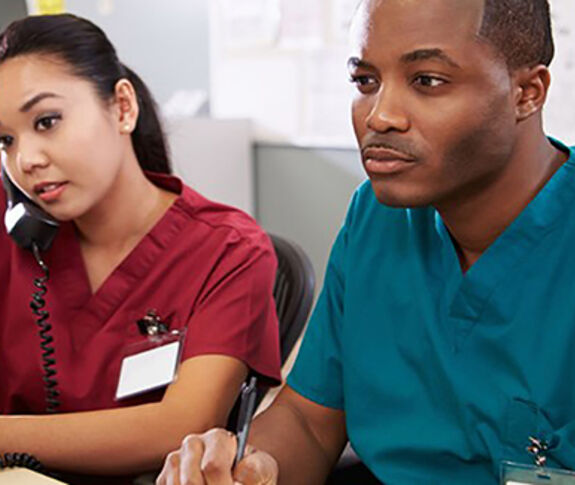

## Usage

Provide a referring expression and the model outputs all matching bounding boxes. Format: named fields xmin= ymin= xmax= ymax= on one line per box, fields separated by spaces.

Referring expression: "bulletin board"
xmin=546 ymin=0 xmax=575 ymax=146
xmin=209 ymin=0 xmax=575 ymax=147
xmin=209 ymin=0 xmax=358 ymax=147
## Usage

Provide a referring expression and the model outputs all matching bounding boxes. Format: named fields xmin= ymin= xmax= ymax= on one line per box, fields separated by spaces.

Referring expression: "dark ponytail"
xmin=0 ymin=14 xmax=171 ymax=174
xmin=121 ymin=65 xmax=171 ymax=174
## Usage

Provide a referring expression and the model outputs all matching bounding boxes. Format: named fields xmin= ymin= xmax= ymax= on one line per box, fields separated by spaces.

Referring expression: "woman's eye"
xmin=414 ymin=75 xmax=446 ymax=88
xmin=0 ymin=135 xmax=14 ymax=149
xmin=35 ymin=114 xmax=61 ymax=131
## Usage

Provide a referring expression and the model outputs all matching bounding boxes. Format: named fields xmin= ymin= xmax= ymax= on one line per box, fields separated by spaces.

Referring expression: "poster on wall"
xmin=217 ymin=0 xmax=281 ymax=49
xmin=26 ymin=0 xmax=66 ymax=15
xmin=278 ymin=0 xmax=324 ymax=49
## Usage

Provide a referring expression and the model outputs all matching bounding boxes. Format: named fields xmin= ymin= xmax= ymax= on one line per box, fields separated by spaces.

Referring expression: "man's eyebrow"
xmin=19 ymin=92 xmax=62 ymax=113
xmin=400 ymin=49 xmax=461 ymax=69
xmin=347 ymin=57 xmax=375 ymax=70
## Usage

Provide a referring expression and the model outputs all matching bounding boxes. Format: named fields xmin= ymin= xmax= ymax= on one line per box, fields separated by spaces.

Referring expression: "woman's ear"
xmin=113 ymin=78 xmax=139 ymax=134
xmin=513 ymin=65 xmax=551 ymax=122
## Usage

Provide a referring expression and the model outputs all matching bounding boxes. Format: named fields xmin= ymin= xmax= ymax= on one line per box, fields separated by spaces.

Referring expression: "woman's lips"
xmin=34 ymin=181 xmax=68 ymax=202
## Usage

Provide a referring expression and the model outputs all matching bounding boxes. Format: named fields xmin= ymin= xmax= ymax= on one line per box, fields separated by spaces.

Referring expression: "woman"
xmin=0 ymin=13 xmax=281 ymax=483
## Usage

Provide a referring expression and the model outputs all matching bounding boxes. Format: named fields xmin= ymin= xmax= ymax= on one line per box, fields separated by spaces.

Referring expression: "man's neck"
xmin=437 ymin=133 xmax=568 ymax=273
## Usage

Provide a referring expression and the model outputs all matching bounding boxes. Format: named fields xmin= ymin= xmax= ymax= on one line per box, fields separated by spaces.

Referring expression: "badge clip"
xmin=527 ymin=436 xmax=549 ymax=468
xmin=137 ymin=309 xmax=169 ymax=336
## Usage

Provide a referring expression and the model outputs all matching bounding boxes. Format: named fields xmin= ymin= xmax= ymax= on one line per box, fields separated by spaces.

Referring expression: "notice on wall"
xmin=27 ymin=0 xmax=66 ymax=15
xmin=278 ymin=0 xmax=324 ymax=49
xmin=216 ymin=0 xmax=281 ymax=49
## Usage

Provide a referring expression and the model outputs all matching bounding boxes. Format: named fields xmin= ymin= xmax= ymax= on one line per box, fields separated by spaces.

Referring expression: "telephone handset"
xmin=0 ymin=152 xmax=61 ymax=474
xmin=1 ymin=156 xmax=59 ymax=252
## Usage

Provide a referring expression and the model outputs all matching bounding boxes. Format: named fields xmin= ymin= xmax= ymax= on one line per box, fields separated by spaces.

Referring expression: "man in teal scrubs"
xmin=157 ymin=0 xmax=575 ymax=483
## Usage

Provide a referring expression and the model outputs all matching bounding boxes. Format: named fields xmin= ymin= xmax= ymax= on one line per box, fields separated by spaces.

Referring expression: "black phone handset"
xmin=1 ymin=156 xmax=59 ymax=252
xmin=0 ymin=151 xmax=60 ymax=474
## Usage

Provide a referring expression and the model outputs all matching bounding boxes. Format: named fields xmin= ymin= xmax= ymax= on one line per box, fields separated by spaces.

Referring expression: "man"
xmin=157 ymin=0 xmax=575 ymax=483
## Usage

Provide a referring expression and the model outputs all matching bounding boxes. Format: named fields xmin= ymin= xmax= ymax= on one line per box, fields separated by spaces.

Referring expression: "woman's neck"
xmin=74 ymin=158 xmax=177 ymax=251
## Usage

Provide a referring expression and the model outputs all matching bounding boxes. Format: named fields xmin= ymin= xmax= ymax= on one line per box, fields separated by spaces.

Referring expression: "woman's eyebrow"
xmin=19 ymin=92 xmax=62 ymax=113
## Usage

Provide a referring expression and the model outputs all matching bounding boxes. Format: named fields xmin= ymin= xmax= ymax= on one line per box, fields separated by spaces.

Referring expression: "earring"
xmin=122 ymin=123 xmax=131 ymax=133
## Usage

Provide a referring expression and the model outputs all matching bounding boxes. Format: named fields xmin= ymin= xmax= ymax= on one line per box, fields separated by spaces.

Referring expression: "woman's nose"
xmin=16 ymin=142 xmax=49 ymax=174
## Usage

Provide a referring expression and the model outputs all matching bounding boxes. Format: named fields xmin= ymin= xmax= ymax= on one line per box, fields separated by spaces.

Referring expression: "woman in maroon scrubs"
xmin=0 ymin=14 xmax=281 ymax=483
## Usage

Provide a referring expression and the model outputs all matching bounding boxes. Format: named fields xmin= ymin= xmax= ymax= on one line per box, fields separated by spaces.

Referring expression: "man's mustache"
xmin=360 ymin=134 xmax=420 ymax=160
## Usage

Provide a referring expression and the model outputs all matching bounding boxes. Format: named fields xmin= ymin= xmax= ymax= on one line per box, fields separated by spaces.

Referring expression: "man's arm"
xmin=248 ymin=386 xmax=347 ymax=484
xmin=157 ymin=385 xmax=347 ymax=485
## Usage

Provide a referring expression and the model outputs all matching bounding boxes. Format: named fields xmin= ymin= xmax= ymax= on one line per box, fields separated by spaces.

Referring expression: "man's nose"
xmin=365 ymin=85 xmax=410 ymax=133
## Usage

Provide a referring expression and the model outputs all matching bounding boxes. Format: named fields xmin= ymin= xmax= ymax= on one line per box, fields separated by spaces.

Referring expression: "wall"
xmin=65 ymin=0 xmax=210 ymax=106
xmin=255 ymin=144 xmax=364 ymax=289
xmin=0 ymin=1 xmax=28 ymax=30
xmin=168 ymin=118 xmax=254 ymax=215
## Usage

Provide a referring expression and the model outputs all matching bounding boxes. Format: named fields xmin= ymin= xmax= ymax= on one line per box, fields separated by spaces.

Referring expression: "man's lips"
xmin=362 ymin=146 xmax=417 ymax=175
xmin=362 ymin=146 xmax=415 ymax=162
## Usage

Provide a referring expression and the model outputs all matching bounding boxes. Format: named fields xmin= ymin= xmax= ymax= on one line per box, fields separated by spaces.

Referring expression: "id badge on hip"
xmin=501 ymin=461 xmax=575 ymax=485
xmin=501 ymin=436 xmax=575 ymax=485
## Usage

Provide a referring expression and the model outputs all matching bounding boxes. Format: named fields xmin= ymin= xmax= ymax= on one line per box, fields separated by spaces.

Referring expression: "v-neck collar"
xmin=46 ymin=173 xmax=192 ymax=328
xmin=434 ymin=139 xmax=575 ymax=332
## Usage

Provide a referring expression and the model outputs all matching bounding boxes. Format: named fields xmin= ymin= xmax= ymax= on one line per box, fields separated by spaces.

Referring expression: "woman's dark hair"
xmin=0 ymin=14 xmax=171 ymax=174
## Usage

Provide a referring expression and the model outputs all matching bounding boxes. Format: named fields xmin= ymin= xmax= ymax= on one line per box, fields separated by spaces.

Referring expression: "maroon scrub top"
xmin=0 ymin=172 xmax=281 ymax=415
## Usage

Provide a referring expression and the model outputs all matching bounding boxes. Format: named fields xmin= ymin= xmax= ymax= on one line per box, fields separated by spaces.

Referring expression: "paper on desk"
xmin=0 ymin=468 xmax=67 ymax=484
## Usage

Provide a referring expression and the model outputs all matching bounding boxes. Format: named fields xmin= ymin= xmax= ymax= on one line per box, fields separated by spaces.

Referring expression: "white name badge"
xmin=502 ymin=461 xmax=575 ymax=485
xmin=115 ymin=336 xmax=182 ymax=400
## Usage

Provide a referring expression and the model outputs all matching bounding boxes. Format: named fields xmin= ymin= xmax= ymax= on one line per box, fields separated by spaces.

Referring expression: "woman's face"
xmin=0 ymin=54 xmax=130 ymax=221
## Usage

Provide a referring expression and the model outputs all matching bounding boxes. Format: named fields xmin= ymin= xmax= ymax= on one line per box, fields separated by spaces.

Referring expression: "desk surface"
xmin=0 ymin=468 xmax=67 ymax=484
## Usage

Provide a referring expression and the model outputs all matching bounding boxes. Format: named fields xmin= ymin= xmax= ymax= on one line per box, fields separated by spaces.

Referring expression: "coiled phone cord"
xmin=0 ymin=453 xmax=45 ymax=473
xmin=1 ymin=243 xmax=60 ymax=474
xmin=31 ymin=242 xmax=60 ymax=414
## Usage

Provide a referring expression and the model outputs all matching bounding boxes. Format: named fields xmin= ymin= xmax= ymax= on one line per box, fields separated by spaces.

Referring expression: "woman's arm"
xmin=0 ymin=355 xmax=247 ymax=475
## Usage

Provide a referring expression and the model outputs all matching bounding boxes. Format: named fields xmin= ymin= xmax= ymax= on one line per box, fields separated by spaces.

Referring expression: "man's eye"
xmin=413 ymin=75 xmax=446 ymax=88
xmin=350 ymin=75 xmax=374 ymax=85
xmin=349 ymin=75 xmax=379 ymax=92
xmin=35 ymin=114 xmax=61 ymax=131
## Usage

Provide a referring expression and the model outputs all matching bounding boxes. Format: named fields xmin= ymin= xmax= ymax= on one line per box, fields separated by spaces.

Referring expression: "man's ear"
xmin=513 ymin=65 xmax=550 ymax=122
xmin=113 ymin=78 xmax=139 ymax=134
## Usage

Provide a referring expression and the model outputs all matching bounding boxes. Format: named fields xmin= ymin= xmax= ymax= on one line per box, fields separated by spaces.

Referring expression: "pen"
xmin=234 ymin=376 xmax=258 ymax=466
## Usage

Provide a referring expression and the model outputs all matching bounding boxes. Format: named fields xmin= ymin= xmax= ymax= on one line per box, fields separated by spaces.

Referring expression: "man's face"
xmin=350 ymin=0 xmax=519 ymax=208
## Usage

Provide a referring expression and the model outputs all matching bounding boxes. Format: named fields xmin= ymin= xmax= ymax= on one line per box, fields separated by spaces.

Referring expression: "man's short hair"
xmin=479 ymin=0 xmax=554 ymax=69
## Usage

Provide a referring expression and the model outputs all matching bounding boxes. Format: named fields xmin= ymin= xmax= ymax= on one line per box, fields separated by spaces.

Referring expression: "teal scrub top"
xmin=288 ymin=139 xmax=575 ymax=484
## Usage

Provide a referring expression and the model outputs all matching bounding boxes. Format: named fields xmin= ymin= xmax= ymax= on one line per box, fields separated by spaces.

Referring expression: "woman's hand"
xmin=156 ymin=428 xmax=279 ymax=485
